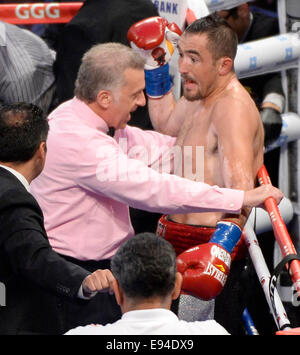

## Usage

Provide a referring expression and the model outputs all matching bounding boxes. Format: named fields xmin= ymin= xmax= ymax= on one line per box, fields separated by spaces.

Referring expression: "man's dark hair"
xmin=184 ymin=13 xmax=238 ymax=62
xmin=224 ymin=7 xmax=239 ymax=20
xmin=111 ymin=233 xmax=177 ymax=300
xmin=0 ymin=102 xmax=49 ymax=162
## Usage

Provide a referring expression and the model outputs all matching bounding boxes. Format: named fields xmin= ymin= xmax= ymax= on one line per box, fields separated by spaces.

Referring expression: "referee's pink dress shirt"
xmin=31 ymin=97 xmax=244 ymax=261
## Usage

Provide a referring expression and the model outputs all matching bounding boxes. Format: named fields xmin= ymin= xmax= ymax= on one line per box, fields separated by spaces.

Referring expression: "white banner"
xmin=151 ymin=0 xmax=187 ymax=29
xmin=150 ymin=0 xmax=209 ymax=30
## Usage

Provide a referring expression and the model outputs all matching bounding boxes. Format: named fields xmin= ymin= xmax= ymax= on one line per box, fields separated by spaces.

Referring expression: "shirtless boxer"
xmin=128 ymin=14 xmax=265 ymax=333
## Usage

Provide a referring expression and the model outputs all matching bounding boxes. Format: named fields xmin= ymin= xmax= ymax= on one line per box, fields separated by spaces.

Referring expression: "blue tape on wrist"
xmin=209 ymin=221 xmax=242 ymax=254
xmin=145 ymin=64 xmax=172 ymax=97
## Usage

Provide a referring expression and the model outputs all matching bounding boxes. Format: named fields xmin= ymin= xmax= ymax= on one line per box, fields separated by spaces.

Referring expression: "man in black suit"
xmin=0 ymin=103 xmax=117 ymax=335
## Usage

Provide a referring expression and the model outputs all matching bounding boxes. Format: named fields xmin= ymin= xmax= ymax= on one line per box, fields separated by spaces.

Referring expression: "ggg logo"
xmin=15 ymin=3 xmax=60 ymax=20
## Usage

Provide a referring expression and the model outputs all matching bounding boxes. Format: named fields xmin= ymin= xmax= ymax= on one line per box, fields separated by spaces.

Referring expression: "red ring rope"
xmin=258 ymin=165 xmax=300 ymax=296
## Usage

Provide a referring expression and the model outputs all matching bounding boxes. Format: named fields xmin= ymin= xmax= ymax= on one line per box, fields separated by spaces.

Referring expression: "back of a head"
xmin=184 ymin=13 xmax=238 ymax=62
xmin=74 ymin=42 xmax=146 ymax=103
xmin=0 ymin=102 xmax=49 ymax=163
xmin=111 ymin=233 xmax=177 ymax=301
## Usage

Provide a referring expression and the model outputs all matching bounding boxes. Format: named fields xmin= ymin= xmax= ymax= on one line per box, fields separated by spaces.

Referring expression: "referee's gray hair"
xmin=74 ymin=43 xmax=146 ymax=103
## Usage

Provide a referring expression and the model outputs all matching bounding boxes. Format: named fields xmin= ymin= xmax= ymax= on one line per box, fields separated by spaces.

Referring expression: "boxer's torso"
xmin=170 ymin=78 xmax=264 ymax=226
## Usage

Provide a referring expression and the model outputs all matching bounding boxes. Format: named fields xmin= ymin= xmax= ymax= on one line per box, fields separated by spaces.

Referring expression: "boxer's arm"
xmin=148 ymin=94 xmax=188 ymax=136
xmin=115 ymin=125 xmax=177 ymax=172
xmin=213 ymin=98 xmax=260 ymax=227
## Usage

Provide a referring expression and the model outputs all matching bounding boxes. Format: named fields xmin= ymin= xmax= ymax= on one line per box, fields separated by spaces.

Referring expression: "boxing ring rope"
xmin=244 ymin=206 xmax=292 ymax=331
xmin=235 ymin=32 xmax=300 ymax=79
xmin=254 ymin=166 xmax=300 ymax=334
xmin=258 ymin=166 xmax=300 ymax=294
xmin=266 ymin=112 xmax=300 ymax=153
xmin=234 ymin=31 xmax=300 ymax=135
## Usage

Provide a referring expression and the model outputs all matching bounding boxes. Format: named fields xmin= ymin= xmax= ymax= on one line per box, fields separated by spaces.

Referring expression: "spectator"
xmin=0 ymin=21 xmax=56 ymax=114
xmin=0 ymin=103 xmax=117 ymax=335
xmin=42 ymin=0 xmax=85 ymax=51
xmin=65 ymin=232 xmax=230 ymax=335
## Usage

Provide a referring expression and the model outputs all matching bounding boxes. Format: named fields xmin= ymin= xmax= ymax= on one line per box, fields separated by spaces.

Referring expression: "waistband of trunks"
xmin=156 ymin=214 xmax=246 ymax=260
xmin=156 ymin=215 xmax=215 ymax=255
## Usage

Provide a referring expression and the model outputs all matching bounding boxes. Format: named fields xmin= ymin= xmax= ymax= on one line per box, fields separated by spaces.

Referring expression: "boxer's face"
xmin=178 ymin=33 xmax=219 ymax=101
xmin=110 ymin=68 xmax=146 ymax=129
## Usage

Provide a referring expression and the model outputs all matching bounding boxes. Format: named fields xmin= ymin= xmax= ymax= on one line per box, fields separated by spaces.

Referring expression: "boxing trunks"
xmin=156 ymin=215 xmax=246 ymax=260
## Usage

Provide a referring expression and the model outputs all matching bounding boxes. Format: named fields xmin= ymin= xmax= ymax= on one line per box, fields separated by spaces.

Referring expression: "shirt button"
xmin=230 ymin=203 xmax=235 ymax=208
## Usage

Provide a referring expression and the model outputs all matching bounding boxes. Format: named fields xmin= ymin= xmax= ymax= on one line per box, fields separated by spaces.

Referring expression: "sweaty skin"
xmin=149 ymin=32 xmax=264 ymax=228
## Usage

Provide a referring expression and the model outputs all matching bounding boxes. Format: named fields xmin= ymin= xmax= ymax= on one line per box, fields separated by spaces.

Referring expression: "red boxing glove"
xmin=127 ymin=16 xmax=182 ymax=70
xmin=127 ymin=16 xmax=182 ymax=98
xmin=177 ymin=243 xmax=231 ymax=301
